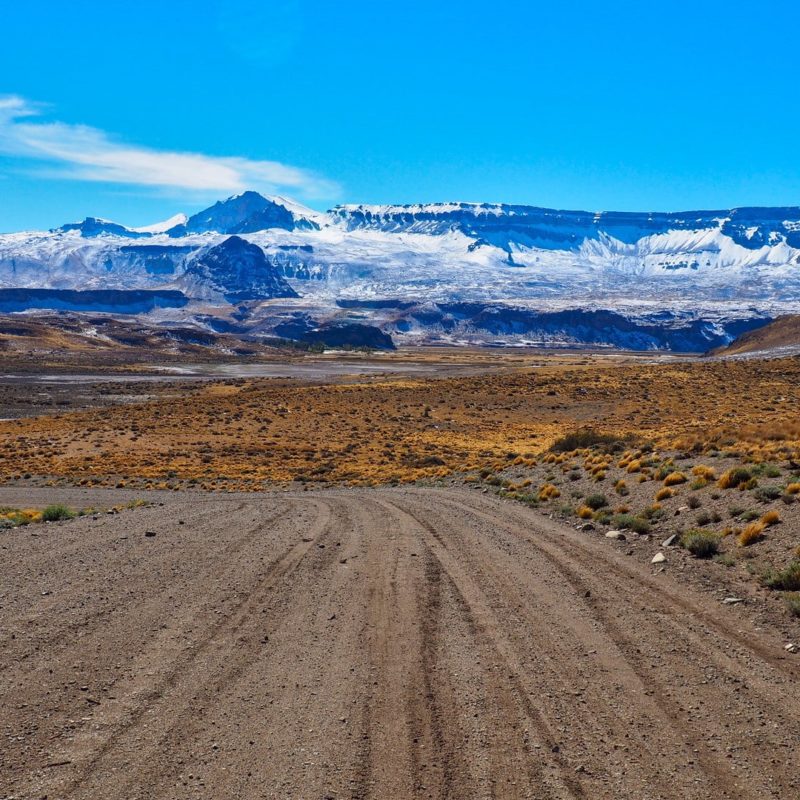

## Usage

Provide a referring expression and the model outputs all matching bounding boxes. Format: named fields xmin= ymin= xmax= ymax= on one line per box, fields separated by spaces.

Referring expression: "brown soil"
xmin=2 ymin=486 xmax=798 ymax=799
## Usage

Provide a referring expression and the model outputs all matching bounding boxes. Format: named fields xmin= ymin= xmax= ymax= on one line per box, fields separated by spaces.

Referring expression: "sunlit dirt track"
xmin=1 ymin=487 xmax=798 ymax=799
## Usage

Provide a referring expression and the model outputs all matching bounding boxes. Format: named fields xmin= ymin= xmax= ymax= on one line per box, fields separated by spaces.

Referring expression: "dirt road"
xmin=1 ymin=487 xmax=798 ymax=799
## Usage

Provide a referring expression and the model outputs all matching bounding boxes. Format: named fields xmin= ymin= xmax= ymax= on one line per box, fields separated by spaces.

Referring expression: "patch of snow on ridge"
xmin=133 ymin=213 xmax=188 ymax=234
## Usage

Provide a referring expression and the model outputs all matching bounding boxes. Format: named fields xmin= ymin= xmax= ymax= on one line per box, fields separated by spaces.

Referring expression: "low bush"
xmin=550 ymin=428 xmax=622 ymax=453
xmin=584 ymin=493 xmax=608 ymax=510
xmin=42 ymin=504 xmax=76 ymax=522
xmin=754 ymin=486 xmax=782 ymax=503
xmin=718 ymin=467 xmax=754 ymax=490
xmin=762 ymin=561 xmax=800 ymax=591
xmin=681 ymin=529 xmax=721 ymax=558
xmin=785 ymin=592 xmax=800 ymax=618
xmin=611 ymin=514 xmax=651 ymax=534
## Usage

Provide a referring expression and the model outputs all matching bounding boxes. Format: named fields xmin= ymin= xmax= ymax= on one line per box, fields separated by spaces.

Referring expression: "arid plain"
xmin=2 ymin=345 xmax=800 ymax=799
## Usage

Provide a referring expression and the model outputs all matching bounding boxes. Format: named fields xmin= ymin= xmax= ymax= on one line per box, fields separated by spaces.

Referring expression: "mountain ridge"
xmin=1 ymin=191 xmax=798 ymax=351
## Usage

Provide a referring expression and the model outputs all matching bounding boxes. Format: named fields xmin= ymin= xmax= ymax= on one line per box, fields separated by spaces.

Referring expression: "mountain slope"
xmin=709 ymin=314 xmax=800 ymax=356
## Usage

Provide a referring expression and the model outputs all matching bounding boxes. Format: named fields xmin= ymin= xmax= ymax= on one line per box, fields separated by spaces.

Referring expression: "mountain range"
xmin=1 ymin=191 xmax=799 ymax=351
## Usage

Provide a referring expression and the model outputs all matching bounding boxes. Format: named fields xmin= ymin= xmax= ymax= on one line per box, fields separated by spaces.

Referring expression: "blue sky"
xmin=2 ymin=0 xmax=799 ymax=231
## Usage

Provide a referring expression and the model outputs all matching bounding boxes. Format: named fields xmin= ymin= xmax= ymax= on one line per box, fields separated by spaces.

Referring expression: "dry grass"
xmin=738 ymin=521 xmax=766 ymax=547
xmin=761 ymin=510 xmax=781 ymax=527
xmin=1 ymin=355 xmax=799 ymax=490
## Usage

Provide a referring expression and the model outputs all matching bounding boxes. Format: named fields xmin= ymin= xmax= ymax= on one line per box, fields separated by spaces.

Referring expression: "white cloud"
xmin=0 ymin=95 xmax=338 ymax=199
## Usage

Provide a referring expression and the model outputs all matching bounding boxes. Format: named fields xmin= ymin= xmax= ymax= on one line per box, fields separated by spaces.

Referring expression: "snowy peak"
xmin=54 ymin=217 xmax=149 ymax=239
xmin=132 ymin=213 xmax=188 ymax=234
xmin=167 ymin=191 xmax=319 ymax=236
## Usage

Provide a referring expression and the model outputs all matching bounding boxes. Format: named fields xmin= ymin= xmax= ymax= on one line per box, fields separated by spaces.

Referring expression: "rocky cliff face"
xmin=179 ymin=236 xmax=298 ymax=302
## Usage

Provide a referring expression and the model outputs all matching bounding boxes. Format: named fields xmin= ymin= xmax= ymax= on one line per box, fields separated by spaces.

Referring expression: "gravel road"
xmin=1 ymin=487 xmax=798 ymax=799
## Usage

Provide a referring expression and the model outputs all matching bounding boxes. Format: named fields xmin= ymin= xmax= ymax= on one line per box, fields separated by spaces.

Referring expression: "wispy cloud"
xmin=0 ymin=95 xmax=338 ymax=199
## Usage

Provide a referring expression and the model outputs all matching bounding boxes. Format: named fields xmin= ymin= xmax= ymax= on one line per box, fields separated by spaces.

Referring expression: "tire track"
xmin=378 ymin=497 xmax=588 ymax=799
xmin=0 ymin=500 xmax=277 ymax=672
xmin=25 ymin=497 xmax=333 ymax=800
xmin=423 ymin=490 xmax=798 ymax=799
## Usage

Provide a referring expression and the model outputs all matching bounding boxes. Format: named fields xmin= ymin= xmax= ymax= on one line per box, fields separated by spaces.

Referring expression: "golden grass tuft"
xmin=786 ymin=482 xmax=800 ymax=495
xmin=718 ymin=467 xmax=754 ymax=490
xmin=737 ymin=521 xmax=766 ymax=547
xmin=577 ymin=505 xmax=594 ymax=519
xmin=761 ymin=510 xmax=780 ymax=527
xmin=663 ymin=471 xmax=687 ymax=486
xmin=691 ymin=464 xmax=716 ymax=480
xmin=538 ymin=483 xmax=561 ymax=501
xmin=655 ymin=487 xmax=674 ymax=502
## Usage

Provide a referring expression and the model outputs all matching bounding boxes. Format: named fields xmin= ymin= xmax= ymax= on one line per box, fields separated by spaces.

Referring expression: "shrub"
xmin=611 ymin=514 xmax=651 ymax=534
xmin=654 ymin=487 xmax=674 ymax=502
xmin=737 ymin=521 xmax=766 ymax=547
xmin=695 ymin=511 xmax=712 ymax=526
xmin=615 ymin=479 xmax=629 ymax=496
xmin=687 ymin=495 xmax=701 ymax=509
xmin=761 ymin=510 xmax=780 ymax=526
xmin=785 ymin=593 xmax=800 ymax=618
xmin=718 ymin=467 xmax=754 ymax=490
xmin=551 ymin=429 xmax=621 ymax=453
xmin=626 ymin=459 xmax=642 ymax=473
xmin=681 ymin=529 xmax=721 ymax=558
xmin=741 ymin=510 xmax=760 ymax=522
xmin=754 ymin=486 xmax=782 ymax=503
xmin=762 ymin=562 xmax=800 ymax=591
xmin=41 ymin=504 xmax=76 ymax=522
xmin=642 ymin=504 xmax=664 ymax=520
xmin=663 ymin=471 xmax=687 ymax=486
xmin=785 ymin=482 xmax=800 ymax=495
xmin=584 ymin=493 xmax=608 ymax=510
xmin=577 ymin=505 xmax=594 ymax=519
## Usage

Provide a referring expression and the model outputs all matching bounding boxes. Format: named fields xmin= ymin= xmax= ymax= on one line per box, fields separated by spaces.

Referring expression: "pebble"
xmin=785 ymin=643 xmax=799 ymax=654
xmin=662 ymin=534 xmax=678 ymax=547
xmin=605 ymin=530 xmax=625 ymax=540
xmin=651 ymin=552 xmax=666 ymax=564
xmin=722 ymin=597 xmax=744 ymax=605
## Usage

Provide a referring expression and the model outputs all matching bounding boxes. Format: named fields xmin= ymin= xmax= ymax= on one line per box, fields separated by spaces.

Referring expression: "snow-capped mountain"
xmin=1 ymin=192 xmax=799 ymax=350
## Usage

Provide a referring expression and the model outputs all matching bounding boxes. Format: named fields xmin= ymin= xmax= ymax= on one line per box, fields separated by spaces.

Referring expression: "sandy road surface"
xmin=1 ymin=487 xmax=798 ymax=799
